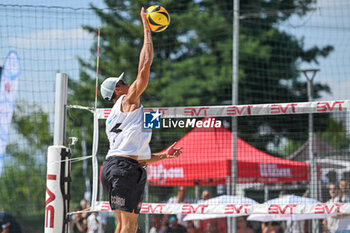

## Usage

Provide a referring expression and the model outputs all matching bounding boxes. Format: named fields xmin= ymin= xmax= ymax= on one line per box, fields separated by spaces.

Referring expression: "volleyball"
xmin=145 ymin=5 xmax=170 ymax=32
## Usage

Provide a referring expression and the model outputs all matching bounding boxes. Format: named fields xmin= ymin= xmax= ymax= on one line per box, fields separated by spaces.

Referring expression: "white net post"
xmin=91 ymin=111 xmax=99 ymax=210
xmin=45 ymin=73 xmax=70 ymax=233
xmin=53 ymin=73 xmax=68 ymax=146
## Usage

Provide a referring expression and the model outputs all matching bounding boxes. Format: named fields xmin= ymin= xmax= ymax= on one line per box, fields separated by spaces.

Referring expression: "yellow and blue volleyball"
xmin=145 ymin=5 xmax=170 ymax=32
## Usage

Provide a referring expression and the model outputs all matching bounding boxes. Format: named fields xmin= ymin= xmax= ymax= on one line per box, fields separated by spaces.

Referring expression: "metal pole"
xmin=54 ymin=73 xmax=68 ymax=146
xmin=231 ymin=0 xmax=240 ymax=232
xmin=300 ymin=69 xmax=319 ymax=233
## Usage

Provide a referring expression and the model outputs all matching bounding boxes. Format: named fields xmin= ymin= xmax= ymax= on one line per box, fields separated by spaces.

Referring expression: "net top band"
xmin=95 ymin=100 xmax=349 ymax=119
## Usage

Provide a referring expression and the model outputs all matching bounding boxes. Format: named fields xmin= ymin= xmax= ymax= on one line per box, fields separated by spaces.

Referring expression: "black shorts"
xmin=101 ymin=156 xmax=147 ymax=213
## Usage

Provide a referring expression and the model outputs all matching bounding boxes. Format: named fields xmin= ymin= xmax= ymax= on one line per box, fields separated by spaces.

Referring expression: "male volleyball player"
xmin=100 ymin=7 xmax=182 ymax=233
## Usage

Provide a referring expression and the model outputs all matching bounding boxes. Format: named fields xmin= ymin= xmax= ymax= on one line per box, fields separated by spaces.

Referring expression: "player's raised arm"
xmin=124 ymin=7 xmax=153 ymax=105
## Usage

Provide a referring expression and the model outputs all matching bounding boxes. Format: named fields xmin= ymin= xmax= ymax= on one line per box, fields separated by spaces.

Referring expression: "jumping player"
xmin=100 ymin=7 xmax=182 ymax=233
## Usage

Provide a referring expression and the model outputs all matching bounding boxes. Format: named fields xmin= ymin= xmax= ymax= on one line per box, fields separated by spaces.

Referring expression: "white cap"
xmin=100 ymin=72 xmax=125 ymax=101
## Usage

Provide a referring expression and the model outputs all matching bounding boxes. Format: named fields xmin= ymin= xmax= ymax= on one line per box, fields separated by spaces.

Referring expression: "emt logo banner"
xmin=143 ymin=110 xmax=161 ymax=129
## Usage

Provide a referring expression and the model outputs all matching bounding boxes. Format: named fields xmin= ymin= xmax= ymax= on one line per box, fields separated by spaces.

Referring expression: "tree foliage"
xmin=67 ymin=0 xmax=339 ymax=199
xmin=0 ymin=105 xmax=51 ymax=216
xmin=72 ymin=0 xmax=334 ymax=150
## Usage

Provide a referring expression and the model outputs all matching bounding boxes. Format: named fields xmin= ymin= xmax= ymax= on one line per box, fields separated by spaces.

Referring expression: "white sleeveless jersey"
xmin=105 ymin=94 xmax=152 ymax=160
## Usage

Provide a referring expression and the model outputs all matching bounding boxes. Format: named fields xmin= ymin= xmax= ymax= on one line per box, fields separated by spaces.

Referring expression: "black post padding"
xmin=60 ymin=148 xmax=71 ymax=233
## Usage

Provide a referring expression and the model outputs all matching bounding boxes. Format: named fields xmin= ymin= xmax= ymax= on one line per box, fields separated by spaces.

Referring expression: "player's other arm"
xmin=140 ymin=142 xmax=183 ymax=165
xmin=124 ymin=7 xmax=153 ymax=105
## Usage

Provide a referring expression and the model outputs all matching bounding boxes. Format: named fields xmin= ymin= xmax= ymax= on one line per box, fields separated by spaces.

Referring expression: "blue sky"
xmin=0 ymin=0 xmax=106 ymax=8
xmin=0 ymin=0 xmax=348 ymax=100
xmin=1 ymin=0 xmax=350 ymax=100
xmin=283 ymin=0 xmax=350 ymax=100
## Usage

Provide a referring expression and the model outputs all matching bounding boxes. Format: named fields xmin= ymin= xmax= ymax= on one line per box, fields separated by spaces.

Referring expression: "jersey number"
xmin=111 ymin=123 xmax=122 ymax=134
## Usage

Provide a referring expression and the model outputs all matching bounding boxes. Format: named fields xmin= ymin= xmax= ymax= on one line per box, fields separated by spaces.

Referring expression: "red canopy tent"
xmin=148 ymin=119 xmax=310 ymax=186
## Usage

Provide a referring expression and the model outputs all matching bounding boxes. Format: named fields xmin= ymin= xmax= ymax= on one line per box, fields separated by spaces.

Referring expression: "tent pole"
xmin=264 ymin=185 xmax=269 ymax=202
xmin=195 ymin=185 xmax=199 ymax=202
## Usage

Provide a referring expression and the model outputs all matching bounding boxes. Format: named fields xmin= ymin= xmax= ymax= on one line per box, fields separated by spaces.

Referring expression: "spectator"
xmin=261 ymin=222 xmax=283 ymax=233
xmin=167 ymin=215 xmax=186 ymax=233
xmin=80 ymin=199 xmax=90 ymax=220
xmin=203 ymin=221 xmax=217 ymax=233
xmin=167 ymin=186 xmax=190 ymax=226
xmin=322 ymin=183 xmax=340 ymax=233
xmin=80 ymin=199 xmax=89 ymax=210
xmin=323 ymin=181 xmax=350 ymax=232
xmin=87 ymin=212 xmax=106 ymax=233
xmin=168 ymin=186 xmax=190 ymax=205
xmin=261 ymin=222 xmax=270 ymax=233
xmin=71 ymin=206 xmax=87 ymax=233
xmin=0 ymin=212 xmax=23 ymax=233
xmin=286 ymin=192 xmax=310 ymax=233
xmin=271 ymin=222 xmax=283 ymax=233
xmin=197 ymin=190 xmax=222 ymax=232
xmin=185 ymin=221 xmax=197 ymax=233
xmin=200 ymin=190 xmax=211 ymax=201
xmin=198 ymin=218 xmax=226 ymax=233
xmin=338 ymin=179 xmax=350 ymax=203
xmin=236 ymin=216 xmax=254 ymax=233
xmin=150 ymin=215 xmax=168 ymax=233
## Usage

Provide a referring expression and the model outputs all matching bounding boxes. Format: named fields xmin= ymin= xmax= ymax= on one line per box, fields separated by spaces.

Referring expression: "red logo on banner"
xmin=45 ymin=174 xmax=56 ymax=228
xmin=314 ymin=203 xmax=343 ymax=214
xmin=184 ymin=107 xmax=209 ymax=116
xmin=270 ymin=104 xmax=297 ymax=114
xmin=224 ymin=204 xmax=251 ymax=214
xmin=317 ymin=101 xmax=344 ymax=112
xmin=140 ymin=204 xmax=166 ymax=214
xmin=104 ymin=109 xmax=111 ymax=118
xmin=268 ymin=204 xmax=296 ymax=214
xmin=182 ymin=204 xmax=209 ymax=214
xmin=227 ymin=106 xmax=252 ymax=116
xmin=101 ymin=202 xmax=111 ymax=211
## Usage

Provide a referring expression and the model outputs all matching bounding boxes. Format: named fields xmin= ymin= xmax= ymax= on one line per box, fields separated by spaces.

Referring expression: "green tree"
xmin=66 ymin=0 xmax=341 ymax=200
xmin=0 ymin=104 xmax=51 ymax=216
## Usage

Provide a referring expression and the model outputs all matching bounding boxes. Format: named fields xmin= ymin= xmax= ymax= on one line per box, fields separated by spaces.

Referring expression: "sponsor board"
xmin=92 ymin=202 xmax=349 ymax=215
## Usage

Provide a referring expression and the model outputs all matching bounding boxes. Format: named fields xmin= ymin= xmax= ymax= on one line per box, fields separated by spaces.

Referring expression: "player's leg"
xmin=114 ymin=209 xmax=122 ymax=233
xmin=120 ymin=210 xmax=139 ymax=233
xmin=117 ymin=164 xmax=146 ymax=233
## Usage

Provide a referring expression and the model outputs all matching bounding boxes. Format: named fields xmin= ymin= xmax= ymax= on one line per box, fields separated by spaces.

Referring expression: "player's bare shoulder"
xmin=121 ymin=96 xmax=141 ymax=112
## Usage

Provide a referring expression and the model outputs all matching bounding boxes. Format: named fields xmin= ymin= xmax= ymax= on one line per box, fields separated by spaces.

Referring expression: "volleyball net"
xmin=0 ymin=1 xmax=348 ymax=232
xmin=69 ymin=99 xmax=350 ymax=217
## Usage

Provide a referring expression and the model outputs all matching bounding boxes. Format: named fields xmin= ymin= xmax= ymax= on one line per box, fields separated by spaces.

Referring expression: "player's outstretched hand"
xmin=164 ymin=142 xmax=183 ymax=159
xmin=140 ymin=7 xmax=151 ymax=32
